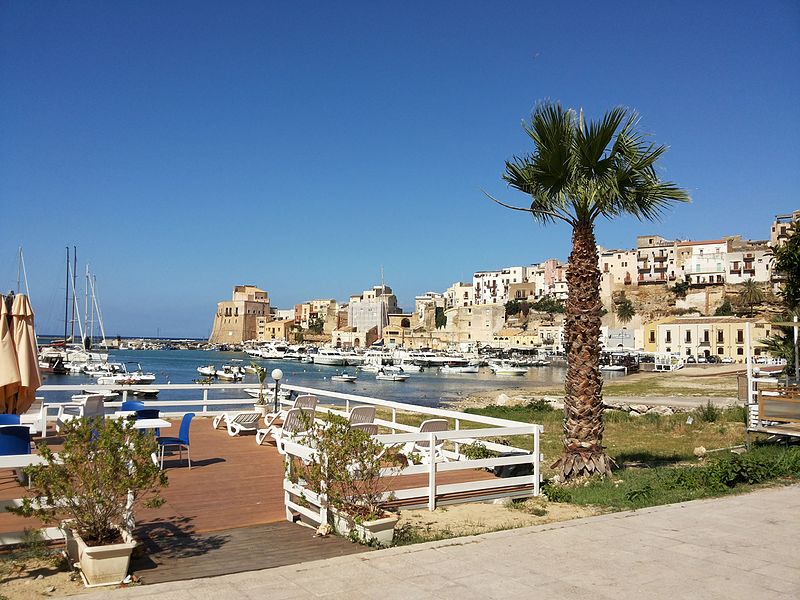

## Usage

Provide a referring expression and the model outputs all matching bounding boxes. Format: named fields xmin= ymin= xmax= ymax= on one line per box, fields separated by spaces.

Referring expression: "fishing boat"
xmin=331 ymin=372 xmax=357 ymax=383
xmin=197 ymin=365 xmax=216 ymax=377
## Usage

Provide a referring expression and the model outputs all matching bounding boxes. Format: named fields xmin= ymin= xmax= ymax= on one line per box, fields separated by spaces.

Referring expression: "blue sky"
xmin=1 ymin=1 xmax=798 ymax=337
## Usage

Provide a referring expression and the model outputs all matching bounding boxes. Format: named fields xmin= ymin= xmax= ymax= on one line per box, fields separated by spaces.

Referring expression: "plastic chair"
xmin=135 ymin=409 xmax=161 ymax=436
xmin=0 ymin=415 xmax=21 ymax=425
xmin=157 ymin=413 xmax=194 ymax=469
xmin=348 ymin=405 xmax=375 ymax=425
xmin=0 ymin=426 xmax=31 ymax=455
xmin=121 ymin=400 xmax=146 ymax=412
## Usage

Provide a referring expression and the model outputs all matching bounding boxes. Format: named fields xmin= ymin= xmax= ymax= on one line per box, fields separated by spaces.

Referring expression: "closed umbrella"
xmin=10 ymin=294 xmax=41 ymax=414
xmin=0 ymin=295 xmax=21 ymax=413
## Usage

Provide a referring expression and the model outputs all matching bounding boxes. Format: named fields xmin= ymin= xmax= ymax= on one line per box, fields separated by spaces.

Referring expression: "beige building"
xmin=508 ymin=281 xmax=536 ymax=301
xmin=347 ymin=285 xmax=399 ymax=334
xmin=599 ymin=247 xmax=636 ymax=295
xmin=636 ymin=235 xmax=678 ymax=285
xmin=332 ymin=326 xmax=379 ymax=349
xmin=770 ymin=210 xmax=800 ymax=247
xmin=294 ymin=299 xmax=338 ymax=333
xmin=209 ymin=285 xmax=270 ymax=344
xmin=473 ymin=266 xmax=527 ymax=305
xmin=441 ymin=304 xmax=506 ymax=346
xmin=445 ymin=282 xmax=474 ymax=308
xmin=491 ymin=327 xmax=542 ymax=350
xmin=258 ymin=318 xmax=294 ymax=342
xmin=644 ymin=316 xmax=774 ymax=360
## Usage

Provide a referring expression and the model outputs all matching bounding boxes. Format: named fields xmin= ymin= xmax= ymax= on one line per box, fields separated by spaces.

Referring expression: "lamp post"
xmin=271 ymin=368 xmax=283 ymax=414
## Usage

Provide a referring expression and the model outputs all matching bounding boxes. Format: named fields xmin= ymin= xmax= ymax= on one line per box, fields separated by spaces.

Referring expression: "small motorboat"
xmin=331 ymin=372 xmax=357 ymax=383
xmin=197 ymin=365 xmax=216 ymax=377
xmin=376 ymin=369 xmax=410 ymax=382
xmin=440 ymin=364 xmax=480 ymax=374
xmin=130 ymin=388 xmax=160 ymax=398
xmin=216 ymin=366 xmax=243 ymax=381
xmin=489 ymin=362 xmax=528 ymax=376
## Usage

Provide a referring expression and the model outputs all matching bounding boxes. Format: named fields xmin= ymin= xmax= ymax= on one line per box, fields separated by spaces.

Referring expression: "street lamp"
xmin=271 ymin=368 xmax=283 ymax=414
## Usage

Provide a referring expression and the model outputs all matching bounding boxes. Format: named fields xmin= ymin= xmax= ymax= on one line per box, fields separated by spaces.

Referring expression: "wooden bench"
xmin=752 ymin=390 xmax=800 ymax=437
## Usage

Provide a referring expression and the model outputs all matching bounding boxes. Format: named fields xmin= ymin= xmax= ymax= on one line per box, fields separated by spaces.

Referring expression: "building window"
xmin=649 ymin=331 xmax=655 ymax=343
xmin=703 ymin=330 xmax=709 ymax=343
xmin=665 ymin=331 xmax=672 ymax=343
xmin=717 ymin=347 xmax=724 ymax=355
xmin=717 ymin=331 xmax=724 ymax=343
xmin=737 ymin=330 xmax=744 ymax=344
xmin=737 ymin=348 xmax=744 ymax=356
xmin=685 ymin=331 xmax=691 ymax=343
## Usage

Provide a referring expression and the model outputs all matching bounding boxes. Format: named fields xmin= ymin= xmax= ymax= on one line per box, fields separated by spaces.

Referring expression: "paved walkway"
xmin=85 ymin=485 xmax=800 ymax=600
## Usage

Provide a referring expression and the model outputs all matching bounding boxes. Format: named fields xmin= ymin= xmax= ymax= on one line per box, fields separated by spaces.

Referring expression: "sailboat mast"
xmin=64 ymin=247 xmax=70 ymax=344
xmin=84 ymin=264 xmax=90 ymax=348
xmin=70 ymin=246 xmax=77 ymax=342
xmin=90 ymin=274 xmax=108 ymax=347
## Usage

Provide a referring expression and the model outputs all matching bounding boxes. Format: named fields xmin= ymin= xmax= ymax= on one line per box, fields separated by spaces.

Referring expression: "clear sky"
xmin=1 ymin=1 xmax=798 ymax=338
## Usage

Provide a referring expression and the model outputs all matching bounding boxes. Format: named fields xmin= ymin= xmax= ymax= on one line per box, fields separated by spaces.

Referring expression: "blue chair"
xmin=157 ymin=413 xmax=194 ymax=470
xmin=121 ymin=401 xmax=146 ymax=412
xmin=0 ymin=426 xmax=31 ymax=455
xmin=0 ymin=415 xmax=21 ymax=425
xmin=135 ymin=409 xmax=161 ymax=436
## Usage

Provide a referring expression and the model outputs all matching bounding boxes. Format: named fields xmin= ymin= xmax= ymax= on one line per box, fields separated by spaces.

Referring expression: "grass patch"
xmin=466 ymin=402 xmax=752 ymax=477
xmin=543 ymin=444 xmax=800 ymax=511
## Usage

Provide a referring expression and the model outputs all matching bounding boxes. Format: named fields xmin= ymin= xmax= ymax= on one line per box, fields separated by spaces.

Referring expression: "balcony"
xmin=653 ymin=255 xmax=668 ymax=262
xmin=638 ymin=264 xmax=650 ymax=273
xmin=654 ymin=265 xmax=668 ymax=272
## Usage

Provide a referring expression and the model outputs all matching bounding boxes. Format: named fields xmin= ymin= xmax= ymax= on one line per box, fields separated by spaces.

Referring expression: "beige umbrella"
xmin=0 ymin=296 xmax=22 ymax=413
xmin=10 ymin=294 xmax=41 ymax=414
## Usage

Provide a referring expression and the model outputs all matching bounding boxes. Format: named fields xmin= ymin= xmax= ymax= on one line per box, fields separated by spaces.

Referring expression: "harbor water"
xmin=35 ymin=349 xmax=627 ymax=409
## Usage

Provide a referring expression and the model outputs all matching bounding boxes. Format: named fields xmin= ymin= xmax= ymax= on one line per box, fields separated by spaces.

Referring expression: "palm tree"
xmin=739 ymin=279 xmax=763 ymax=316
xmin=615 ymin=293 xmax=636 ymax=324
xmin=491 ymin=102 xmax=688 ymax=479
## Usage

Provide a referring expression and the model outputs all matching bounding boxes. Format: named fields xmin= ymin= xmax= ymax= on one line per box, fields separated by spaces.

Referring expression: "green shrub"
xmin=460 ymin=441 xmax=496 ymax=460
xmin=694 ymin=401 xmax=720 ymax=423
xmin=542 ymin=482 xmax=572 ymax=503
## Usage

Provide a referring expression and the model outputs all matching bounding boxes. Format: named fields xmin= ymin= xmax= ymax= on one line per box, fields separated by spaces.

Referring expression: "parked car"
xmin=706 ymin=355 xmax=719 ymax=364
xmin=686 ymin=355 xmax=697 ymax=363
xmin=720 ymin=356 xmax=734 ymax=364
xmin=697 ymin=355 xmax=707 ymax=363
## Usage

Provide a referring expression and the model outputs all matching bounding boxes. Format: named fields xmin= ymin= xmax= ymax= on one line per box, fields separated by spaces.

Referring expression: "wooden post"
xmin=533 ymin=425 xmax=542 ymax=496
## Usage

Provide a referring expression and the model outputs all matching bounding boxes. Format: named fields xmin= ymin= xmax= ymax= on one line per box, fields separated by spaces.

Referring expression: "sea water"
xmin=41 ymin=348 xmax=624 ymax=408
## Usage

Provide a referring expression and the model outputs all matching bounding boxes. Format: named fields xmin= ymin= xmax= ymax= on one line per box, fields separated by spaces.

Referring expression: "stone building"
xmin=209 ymin=285 xmax=270 ymax=344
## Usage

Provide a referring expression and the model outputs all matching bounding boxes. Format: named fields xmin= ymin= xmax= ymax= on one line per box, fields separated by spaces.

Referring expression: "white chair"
xmin=268 ymin=407 xmax=315 ymax=454
xmin=55 ymin=395 xmax=105 ymax=432
xmin=404 ymin=418 xmax=449 ymax=464
xmin=348 ymin=405 xmax=375 ymax=426
xmin=350 ymin=422 xmax=378 ymax=436
xmin=256 ymin=395 xmax=317 ymax=445
xmin=212 ymin=412 xmax=262 ymax=436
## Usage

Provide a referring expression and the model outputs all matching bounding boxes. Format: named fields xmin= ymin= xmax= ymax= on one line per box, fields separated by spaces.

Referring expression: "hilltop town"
xmin=206 ymin=210 xmax=798 ymax=362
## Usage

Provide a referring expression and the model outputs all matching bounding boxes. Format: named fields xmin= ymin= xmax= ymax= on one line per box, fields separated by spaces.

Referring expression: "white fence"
xmin=33 ymin=383 xmax=544 ymax=518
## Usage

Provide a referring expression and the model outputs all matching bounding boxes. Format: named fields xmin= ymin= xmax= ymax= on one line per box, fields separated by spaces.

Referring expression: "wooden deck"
xmin=0 ymin=415 xmax=516 ymax=581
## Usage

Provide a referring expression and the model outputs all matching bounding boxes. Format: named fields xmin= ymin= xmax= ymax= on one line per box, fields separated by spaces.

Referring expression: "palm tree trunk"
xmin=552 ymin=222 xmax=614 ymax=479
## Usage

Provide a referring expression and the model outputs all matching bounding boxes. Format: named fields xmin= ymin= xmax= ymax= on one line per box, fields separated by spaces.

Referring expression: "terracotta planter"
xmin=62 ymin=524 xmax=137 ymax=587
xmin=329 ymin=508 xmax=399 ymax=547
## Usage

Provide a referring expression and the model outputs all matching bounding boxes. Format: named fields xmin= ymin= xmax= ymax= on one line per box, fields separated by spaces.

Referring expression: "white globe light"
xmin=271 ymin=368 xmax=284 ymax=381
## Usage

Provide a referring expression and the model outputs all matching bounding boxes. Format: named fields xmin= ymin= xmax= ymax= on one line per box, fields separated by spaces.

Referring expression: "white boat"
xmin=376 ymin=369 xmax=410 ymax=382
xmin=395 ymin=360 xmax=423 ymax=372
xmin=216 ymin=366 xmax=243 ymax=381
xmin=440 ymin=364 xmax=479 ymax=374
xmin=197 ymin=365 xmax=216 ymax=377
xmin=314 ymin=348 xmax=348 ymax=366
xmin=600 ymin=364 xmax=627 ymax=372
xmin=489 ymin=362 xmax=528 ymax=376
xmin=331 ymin=372 xmax=357 ymax=383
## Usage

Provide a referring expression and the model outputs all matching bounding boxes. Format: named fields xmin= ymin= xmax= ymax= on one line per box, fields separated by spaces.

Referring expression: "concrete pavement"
xmin=84 ymin=485 xmax=800 ymax=599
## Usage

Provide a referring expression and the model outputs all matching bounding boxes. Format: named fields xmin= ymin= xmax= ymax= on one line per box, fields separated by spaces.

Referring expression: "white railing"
xmin=33 ymin=383 xmax=544 ymax=516
xmin=278 ymin=384 xmax=543 ymax=522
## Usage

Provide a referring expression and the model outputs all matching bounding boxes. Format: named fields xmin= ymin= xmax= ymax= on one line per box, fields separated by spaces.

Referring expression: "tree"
xmin=671 ymin=280 xmax=690 ymax=298
xmin=773 ymin=223 xmax=800 ymax=313
xmin=738 ymin=279 xmax=764 ymax=316
xmin=434 ymin=306 xmax=447 ymax=329
xmin=714 ymin=298 xmax=733 ymax=316
xmin=615 ymin=292 xmax=636 ymax=324
xmin=530 ymin=295 xmax=565 ymax=315
xmin=307 ymin=316 xmax=325 ymax=335
xmin=492 ymin=102 xmax=688 ymax=479
xmin=505 ymin=299 xmax=522 ymax=316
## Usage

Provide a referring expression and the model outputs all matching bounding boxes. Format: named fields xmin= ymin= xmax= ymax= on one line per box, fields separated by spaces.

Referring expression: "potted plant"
xmin=10 ymin=416 xmax=167 ymax=587
xmin=252 ymin=362 xmax=270 ymax=416
xmin=297 ymin=414 xmax=405 ymax=546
